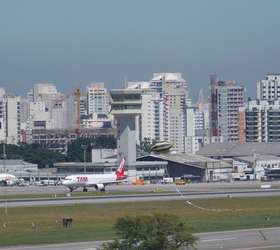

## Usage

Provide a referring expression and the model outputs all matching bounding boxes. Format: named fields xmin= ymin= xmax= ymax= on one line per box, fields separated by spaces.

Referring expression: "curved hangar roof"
xmin=197 ymin=142 xmax=280 ymax=158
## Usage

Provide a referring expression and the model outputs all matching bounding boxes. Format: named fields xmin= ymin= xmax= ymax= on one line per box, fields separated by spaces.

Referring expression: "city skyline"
xmin=1 ymin=0 xmax=280 ymax=97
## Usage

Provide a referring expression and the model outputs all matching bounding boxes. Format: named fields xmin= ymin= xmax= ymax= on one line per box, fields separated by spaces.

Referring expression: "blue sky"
xmin=0 ymin=0 xmax=280 ymax=99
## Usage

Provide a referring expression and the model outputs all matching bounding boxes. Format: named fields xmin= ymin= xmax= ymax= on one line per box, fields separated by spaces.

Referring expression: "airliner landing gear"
xmin=100 ymin=188 xmax=105 ymax=192
xmin=69 ymin=187 xmax=74 ymax=192
xmin=83 ymin=187 xmax=88 ymax=192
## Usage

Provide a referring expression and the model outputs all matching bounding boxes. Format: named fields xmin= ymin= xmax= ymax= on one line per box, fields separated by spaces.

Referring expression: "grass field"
xmin=1 ymin=196 xmax=280 ymax=246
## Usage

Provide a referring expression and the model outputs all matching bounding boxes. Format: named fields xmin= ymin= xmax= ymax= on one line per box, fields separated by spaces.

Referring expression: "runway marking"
xmin=231 ymin=245 xmax=280 ymax=250
xmin=259 ymin=230 xmax=267 ymax=240
xmin=201 ymin=237 xmax=237 ymax=242
xmin=197 ymin=226 xmax=280 ymax=236
xmin=175 ymin=188 xmax=241 ymax=212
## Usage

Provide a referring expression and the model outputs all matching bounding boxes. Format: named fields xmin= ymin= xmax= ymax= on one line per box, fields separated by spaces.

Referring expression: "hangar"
xmin=137 ymin=153 xmax=232 ymax=182
xmin=197 ymin=142 xmax=280 ymax=158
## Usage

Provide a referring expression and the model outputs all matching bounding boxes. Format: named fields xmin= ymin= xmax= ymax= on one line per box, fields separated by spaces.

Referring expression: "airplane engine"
xmin=6 ymin=180 xmax=15 ymax=186
xmin=95 ymin=184 xmax=105 ymax=191
xmin=0 ymin=180 xmax=7 ymax=186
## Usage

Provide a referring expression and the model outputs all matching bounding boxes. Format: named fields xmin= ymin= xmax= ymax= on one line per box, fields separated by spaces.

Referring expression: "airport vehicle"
xmin=0 ymin=173 xmax=19 ymax=186
xmin=175 ymin=178 xmax=186 ymax=185
xmin=151 ymin=141 xmax=173 ymax=153
xmin=160 ymin=177 xmax=174 ymax=184
xmin=62 ymin=158 xmax=126 ymax=192
xmin=132 ymin=177 xmax=144 ymax=185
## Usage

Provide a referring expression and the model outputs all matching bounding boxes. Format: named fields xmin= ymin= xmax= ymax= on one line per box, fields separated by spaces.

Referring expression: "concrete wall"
xmin=117 ymin=115 xmax=136 ymax=163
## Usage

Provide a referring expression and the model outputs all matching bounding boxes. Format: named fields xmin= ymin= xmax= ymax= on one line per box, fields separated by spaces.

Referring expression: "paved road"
xmin=1 ymin=189 xmax=280 ymax=207
xmin=1 ymin=181 xmax=280 ymax=196
xmin=197 ymin=227 xmax=280 ymax=250
xmin=1 ymin=227 xmax=280 ymax=250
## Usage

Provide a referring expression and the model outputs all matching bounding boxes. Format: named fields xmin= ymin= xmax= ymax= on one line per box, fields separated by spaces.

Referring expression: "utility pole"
xmin=81 ymin=144 xmax=87 ymax=173
xmin=3 ymin=141 xmax=6 ymax=173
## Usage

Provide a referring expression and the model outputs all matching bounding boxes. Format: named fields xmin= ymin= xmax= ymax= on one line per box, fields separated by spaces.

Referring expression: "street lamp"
xmin=3 ymin=141 xmax=6 ymax=173
xmin=81 ymin=144 xmax=87 ymax=173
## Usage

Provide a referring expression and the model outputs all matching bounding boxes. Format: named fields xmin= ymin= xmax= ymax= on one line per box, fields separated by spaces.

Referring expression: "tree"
xmin=137 ymin=137 xmax=156 ymax=157
xmin=100 ymin=213 xmax=197 ymax=250
xmin=0 ymin=143 xmax=66 ymax=168
xmin=66 ymin=135 xmax=117 ymax=162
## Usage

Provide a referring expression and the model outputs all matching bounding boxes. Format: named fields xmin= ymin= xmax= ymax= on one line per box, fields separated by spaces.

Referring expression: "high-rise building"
xmin=127 ymin=81 xmax=163 ymax=143
xmin=33 ymin=83 xmax=59 ymax=102
xmin=80 ymin=95 xmax=88 ymax=118
xmin=210 ymin=78 xmax=245 ymax=142
xmin=87 ymin=83 xmax=110 ymax=116
xmin=6 ymin=96 xmax=21 ymax=144
xmin=257 ymin=74 xmax=280 ymax=100
xmin=141 ymin=91 xmax=163 ymax=142
xmin=151 ymin=73 xmax=187 ymax=152
xmin=50 ymin=95 xmax=77 ymax=130
xmin=239 ymin=99 xmax=280 ymax=143
xmin=185 ymin=106 xmax=211 ymax=154
xmin=209 ymin=74 xmax=218 ymax=137
xmin=0 ymin=89 xmax=22 ymax=145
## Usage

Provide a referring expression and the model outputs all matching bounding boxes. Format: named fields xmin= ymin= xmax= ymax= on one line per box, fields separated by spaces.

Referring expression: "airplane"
xmin=0 ymin=173 xmax=19 ymax=186
xmin=62 ymin=158 xmax=126 ymax=192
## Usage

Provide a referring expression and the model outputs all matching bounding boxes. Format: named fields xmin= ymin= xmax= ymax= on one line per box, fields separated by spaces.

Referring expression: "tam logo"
xmin=76 ymin=176 xmax=88 ymax=182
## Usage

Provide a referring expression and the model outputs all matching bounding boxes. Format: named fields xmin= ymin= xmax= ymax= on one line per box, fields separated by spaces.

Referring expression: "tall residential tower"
xmin=151 ymin=73 xmax=188 ymax=153
xmin=210 ymin=78 xmax=245 ymax=142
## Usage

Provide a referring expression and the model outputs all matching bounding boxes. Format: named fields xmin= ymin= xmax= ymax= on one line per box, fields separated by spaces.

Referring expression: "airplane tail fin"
xmin=116 ymin=158 xmax=126 ymax=180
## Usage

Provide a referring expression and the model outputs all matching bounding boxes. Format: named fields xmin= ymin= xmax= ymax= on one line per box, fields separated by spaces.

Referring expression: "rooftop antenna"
xmin=124 ymin=76 xmax=127 ymax=89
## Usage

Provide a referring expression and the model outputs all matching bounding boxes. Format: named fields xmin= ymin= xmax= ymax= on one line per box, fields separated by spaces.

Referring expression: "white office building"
xmin=257 ymin=74 xmax=280 ymax=100
xmin=33 ymin=83 xmax=59 ymax=102
xmin=185 ymin=106 xmax=210 ymax=154
xmin=141 ymin=91 xmax=163 ymax=142
xmin=127 ymin=81 xmax=163 ymax=143
xmin=0 ymin=89 xmax=22 ymax=144
xmin=87 ymin=83 xmax=110 ymax=116
xmin=28 ymin=94 xmax=78 ymax=131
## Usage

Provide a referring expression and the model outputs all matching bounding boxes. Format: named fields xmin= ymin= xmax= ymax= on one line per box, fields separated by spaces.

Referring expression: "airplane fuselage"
xmin=62 ymin=173 xmax=120 ymax=191
xmin=0 ymin=174 xmax=18 ymax=186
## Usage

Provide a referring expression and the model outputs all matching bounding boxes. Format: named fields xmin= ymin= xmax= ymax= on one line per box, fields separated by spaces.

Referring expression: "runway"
xmin=1 ymin=227 xmax=280 ymax=250
xmin=1 ymin=189 xmax=280 ymax=207
xmin=1 ymin=181 xmax=280 ymax=196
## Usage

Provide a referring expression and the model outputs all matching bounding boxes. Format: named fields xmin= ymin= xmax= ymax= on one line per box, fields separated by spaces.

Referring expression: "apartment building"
xmin=0 ymin=89 xmax=21 ymax=144
xmin=210 ymin=78 xmax=245 ymax=142
xmin=257 ymin=74 xmax=280 ymax=100
xmin=87 ymin=83 xmax=110 ymax=116
xmin=239 ymin=99 xmax=280 ymax=143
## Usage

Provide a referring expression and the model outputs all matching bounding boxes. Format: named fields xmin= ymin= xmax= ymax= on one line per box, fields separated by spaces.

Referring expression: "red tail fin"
xmin=116 ymin=158 xmax=126 ymax=180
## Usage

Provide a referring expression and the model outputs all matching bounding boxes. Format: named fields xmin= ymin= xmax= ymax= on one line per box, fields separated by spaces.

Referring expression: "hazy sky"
xmin=1 ymin=0 xmax=280 ymax=99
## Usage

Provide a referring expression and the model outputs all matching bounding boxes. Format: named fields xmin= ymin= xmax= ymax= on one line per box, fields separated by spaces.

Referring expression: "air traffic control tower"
xmin=110 ymin=89 xmax=142 ymax=163
xmin=110 ymin=88 xmax=168 ymax=183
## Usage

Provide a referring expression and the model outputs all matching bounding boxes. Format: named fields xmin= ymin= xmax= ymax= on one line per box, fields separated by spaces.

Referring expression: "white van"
xmin=161 ymin=177 xmax=173 ymax=184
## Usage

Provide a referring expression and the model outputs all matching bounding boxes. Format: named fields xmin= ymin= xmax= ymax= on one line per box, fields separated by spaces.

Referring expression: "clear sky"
xmin=1 ymin=0 xmax=280 ymax=99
